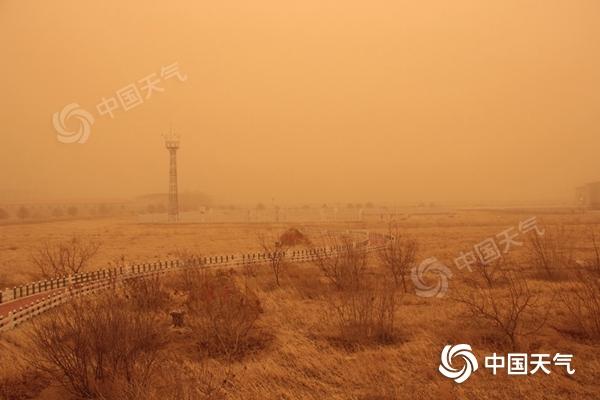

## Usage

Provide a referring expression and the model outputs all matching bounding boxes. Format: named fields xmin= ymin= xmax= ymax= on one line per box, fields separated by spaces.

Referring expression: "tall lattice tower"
xmin=164 ymin=133 xmax=180 ymax=223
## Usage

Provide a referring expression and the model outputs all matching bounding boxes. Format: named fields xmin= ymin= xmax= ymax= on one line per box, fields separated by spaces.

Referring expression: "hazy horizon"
xmin=1 ymin=0 xmax=599 ymax=205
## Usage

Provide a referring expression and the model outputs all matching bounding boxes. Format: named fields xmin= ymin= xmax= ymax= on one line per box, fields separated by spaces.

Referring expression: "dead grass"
xmin=26 ymin=294 xmax=168 ymax=399
xmin=185 ymin=271 xmax=268 ymax=360
xmin=3 ymin=214 xmax=600 ymax=399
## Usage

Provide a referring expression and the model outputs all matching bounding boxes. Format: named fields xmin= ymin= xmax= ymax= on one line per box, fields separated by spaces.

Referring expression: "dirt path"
xmin=0 ymin=290 xmax=62 ymax=316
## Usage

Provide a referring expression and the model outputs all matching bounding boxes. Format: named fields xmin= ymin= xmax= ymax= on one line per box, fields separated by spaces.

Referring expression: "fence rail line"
xmin=0 ymin=230 xmax=390 ymax=332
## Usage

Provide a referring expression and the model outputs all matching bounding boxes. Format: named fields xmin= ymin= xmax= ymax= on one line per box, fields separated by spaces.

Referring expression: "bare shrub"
xmin=186 ymin=271 xmax=264 ymax=359
xmin=242 ymin=259 xmax=257 ymax=278
xmin=240 ymin=259 xmax=259 ymax=292
xmin=123 ymin=274 xmax=171 ymax=313
xmin=559 ymin=269 xmax=600 ymax=340
xmin=462 ymin=257 xmax=510 ymax=289
xmin=377 ymin=226 xmax=418 ymax=292
xmin=526 ymin=226 xmax=573 ymax=280
xmin=28 ymin=294 xmax=167 ymax=398
xmin=167 ymin=250 xmax=207 ymax=294
xmin=313 ymin=236 xmax=367 ymax=291
xmin=258 ymin=234 xmax=289 ymax=286
xmin=579 ymin=229 xmax=600 ymax=275
xmin=318 ymin=239 xmax=401 ymax=346
xmin=328 ymin=278 xmax=399 ymax=346
xmin=30 ymin=235 xmax=101 ymax=278
xmin=452 ymin=270 xmax=551 ymax=350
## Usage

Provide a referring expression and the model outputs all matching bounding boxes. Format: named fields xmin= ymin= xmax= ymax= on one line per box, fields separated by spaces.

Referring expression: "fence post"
xmin=7 ymin=311 xmax=15 ymax=330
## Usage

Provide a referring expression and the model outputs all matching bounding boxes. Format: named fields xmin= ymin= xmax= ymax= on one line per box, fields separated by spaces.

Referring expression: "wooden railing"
xmin=0 ymin=230 xmax=390 ymax=332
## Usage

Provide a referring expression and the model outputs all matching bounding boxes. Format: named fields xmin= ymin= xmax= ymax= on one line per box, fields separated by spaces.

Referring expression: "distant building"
xmin=576 ymin=181 xmax=600 ymax=209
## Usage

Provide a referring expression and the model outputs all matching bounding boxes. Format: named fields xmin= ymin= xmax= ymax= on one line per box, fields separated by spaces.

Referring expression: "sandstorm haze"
xmin=1 ymin=0 xmax=599 ymax=205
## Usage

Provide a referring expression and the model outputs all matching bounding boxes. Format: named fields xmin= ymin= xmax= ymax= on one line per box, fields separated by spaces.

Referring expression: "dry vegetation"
xmin=30 ymin=236 xmax=101 ymax=278
xmin=1 ymin=213 xmax=600 ymax=399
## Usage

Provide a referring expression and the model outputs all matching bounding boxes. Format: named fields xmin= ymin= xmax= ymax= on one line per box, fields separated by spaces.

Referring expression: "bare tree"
xmin=258 ymin=233 xmax=289 ymax=286
xmin=31 ymin=235 xmax=101 ymax=278
xmin=526 ymin=226 xmax=573 ymax=279
xmin=452 ymin=270 xmax=551 ymax=350
xmin=559 ymin=268 xmax=600 ymax=340
xmin=313 ymin=235 xmax=367 ymax=291
xmin=463 ymin=256 xmax=510 ymax=289
xmin=377 ymin=226 xmax=418 ymax=292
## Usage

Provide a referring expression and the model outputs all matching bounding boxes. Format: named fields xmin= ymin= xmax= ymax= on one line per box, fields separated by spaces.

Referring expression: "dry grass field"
xmin=1 ymin=210 xmax=600 ymax=399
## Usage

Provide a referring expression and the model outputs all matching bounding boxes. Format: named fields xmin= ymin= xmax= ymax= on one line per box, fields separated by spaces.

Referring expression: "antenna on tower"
xmin=163 ymin=129 xmax=180 ymax=223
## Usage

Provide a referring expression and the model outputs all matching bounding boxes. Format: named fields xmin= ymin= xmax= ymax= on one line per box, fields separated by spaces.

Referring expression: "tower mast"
xmin=164 ymin=131 xmax=180 ymax=223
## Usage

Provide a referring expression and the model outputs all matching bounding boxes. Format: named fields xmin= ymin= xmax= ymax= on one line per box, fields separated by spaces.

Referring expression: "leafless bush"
xmin=559 ymin=269 xmax=600 ymax=340
xmin=317 ymin=238 xmax=401 ymax=345
xmin=240 ymin=259 xmax=259 ymax=291
xmin=123 ymin=274 xmax=171 ymax=313
xmin=314 ymin=236 xmax=367 ymax=291
xmin=165 ymin=250 xmax=207 ymax=294
xmin=377 ymin=226 xmax=418 ymax=292
xmin=452 ymin=270 xmax=551 ymax=350
xmin=186 ymin=271 xmax=264 ymax=359
xmin=258 ymin=234 xmax=289 ymax=286
xmin=30 ymin=235 xmax=101 ymax=278
xmin=328 ymin=279 xmax=399 ymax=346
xmin=462 ymin=257 xmax=510 ymax=289
xmin=28 ymin=294 xmax=167 ymax=398
xmin=579 ymin=229 xmax=600 ymax=275
xmin=526 ymin=226 xmax=573 ymax=280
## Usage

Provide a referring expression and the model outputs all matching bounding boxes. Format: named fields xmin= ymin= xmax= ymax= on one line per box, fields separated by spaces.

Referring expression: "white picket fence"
xmin=0 ymin=230 xmax=389 ymax=332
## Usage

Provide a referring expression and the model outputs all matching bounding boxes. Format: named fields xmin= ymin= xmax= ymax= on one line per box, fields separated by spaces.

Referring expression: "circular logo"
xmin=411 ymin=257 xmax=453 ymax=298
xmin=439 ymin=344 xmax=479 ymax=383
xmin=52 ymin=103 xmax=95 ymax=144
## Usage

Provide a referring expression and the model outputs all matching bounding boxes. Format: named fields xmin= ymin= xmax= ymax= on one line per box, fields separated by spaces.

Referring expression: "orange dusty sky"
xmin=0 ymin=1 xmax=599 ymax=205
